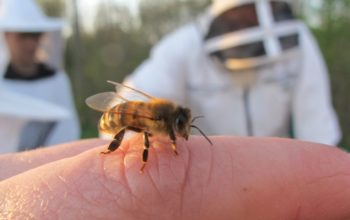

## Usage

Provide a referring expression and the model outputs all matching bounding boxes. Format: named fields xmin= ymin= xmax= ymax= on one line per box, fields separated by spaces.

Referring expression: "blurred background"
xmin=37 ymin=0 xmax=350 ymax=150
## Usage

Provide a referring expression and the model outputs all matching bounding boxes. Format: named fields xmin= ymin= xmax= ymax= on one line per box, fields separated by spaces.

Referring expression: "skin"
xmin=0 ymin=136 xmax=350 ymax=219
xmin=4 ymin=32 xmax=43 ymax=76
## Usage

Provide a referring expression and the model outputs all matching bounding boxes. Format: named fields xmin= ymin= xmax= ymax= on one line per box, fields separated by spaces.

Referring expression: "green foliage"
xmin=306 ymin=0 xmax=350 ymax=150
xmin=37 ymin=0 xmax=65 ymax=17
xmin=139 ymin=0 xmax=210 ymax=43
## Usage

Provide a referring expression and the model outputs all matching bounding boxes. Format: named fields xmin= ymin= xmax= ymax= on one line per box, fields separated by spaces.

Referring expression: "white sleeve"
xmin=45 ymin=72 xmax=81 ymax=145
xmin=123 ymin=27 xmax=192 ymax=105
xmin=293 ymin=26 xmax=341 ymax=146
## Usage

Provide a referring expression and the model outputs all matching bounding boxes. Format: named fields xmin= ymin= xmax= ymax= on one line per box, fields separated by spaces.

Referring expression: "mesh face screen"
xmin=205 ymin=1 xmax=299 ymax=62
xmin=205 ymin=3 xmax=258 ymax=40
xmin=211 ymin=41 xmax=266 ymax=60
xmin=270 ymin=1 xmax=295 ymax=22
xmin=279 ymin=33 xmax=299 ymax=51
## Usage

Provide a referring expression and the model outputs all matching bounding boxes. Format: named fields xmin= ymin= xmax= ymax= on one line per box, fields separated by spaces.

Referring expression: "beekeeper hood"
xmin=0 ymin=0 xmax=64 ymax=73
xmin=200 ymin=0 xmax=303 ymax=70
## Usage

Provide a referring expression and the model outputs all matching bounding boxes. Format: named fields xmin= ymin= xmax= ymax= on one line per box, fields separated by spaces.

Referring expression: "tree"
xmin=302 ymin=0 xmax=350 ymax=149
xmin=37 ymin=0 xmax=65 ymax=17
xmin=138 ymin=0 xmax=210 ymax=44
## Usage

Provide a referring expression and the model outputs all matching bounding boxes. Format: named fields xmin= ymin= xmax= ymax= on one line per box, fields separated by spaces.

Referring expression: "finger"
xmin=1 ymin=136 xmax=350 ymax=220
xmin=0 ymin=138 xmax=109 ymax=181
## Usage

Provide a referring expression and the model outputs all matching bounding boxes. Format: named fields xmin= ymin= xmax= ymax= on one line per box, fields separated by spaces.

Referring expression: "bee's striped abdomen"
xmin=119 ymin=102 xmax=155 ymax=129
xmin=118 ymin=103 xmax=128 ymax=126
xmin=104 ymin=102 xmax=153 ymax=130
xmin=99 ymin=110 xmax=122 ymax=134
xmin=98 ymin=101 xmax=169 ymax=135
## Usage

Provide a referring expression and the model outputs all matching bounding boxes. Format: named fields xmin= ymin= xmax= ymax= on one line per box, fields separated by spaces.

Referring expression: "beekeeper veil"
xmin=0 ymin=0 xmax=64 ymax=73
xmin=200 ymin=0 xmax=302 ymax=71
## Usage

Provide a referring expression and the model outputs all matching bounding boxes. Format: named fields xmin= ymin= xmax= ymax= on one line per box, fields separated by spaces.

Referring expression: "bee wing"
xmin=107 ymin=80 xmax=154 ymax=102
xmin=85 ymin=92 xmax=126 ymax=112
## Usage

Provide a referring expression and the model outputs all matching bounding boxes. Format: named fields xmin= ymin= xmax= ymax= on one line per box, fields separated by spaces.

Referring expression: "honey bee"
xmin=86 ymin=80 xmax=212 ymax=172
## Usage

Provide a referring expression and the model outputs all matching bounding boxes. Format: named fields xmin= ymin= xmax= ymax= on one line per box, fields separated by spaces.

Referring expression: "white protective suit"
xmin=2 ymin=68 xmax=80 ymax=147
xmin=0 ymin=85 xmax=70 ymax=153
xmin=124 ymin=0 xmax=341 ymax=146
xmin=0 ymin=0 xmax=80 ymax=152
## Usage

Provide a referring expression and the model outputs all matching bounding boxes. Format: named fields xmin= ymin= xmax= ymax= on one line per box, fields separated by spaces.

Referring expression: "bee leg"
xmin=169 ymin=129 xmax=178 ymax=155
xmin=101 ymin=128 xmax=126 ymax=154
xmin=140 ymin=132 xmax=151 ymax=173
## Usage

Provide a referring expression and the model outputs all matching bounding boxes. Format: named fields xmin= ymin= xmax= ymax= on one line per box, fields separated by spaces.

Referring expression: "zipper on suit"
xmin=243 ymin=87 xmax=253 ymax=136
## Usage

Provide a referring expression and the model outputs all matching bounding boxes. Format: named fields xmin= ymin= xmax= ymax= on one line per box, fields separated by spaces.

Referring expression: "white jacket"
xmin=124 ymin=22 xmax=341 ymax=146
xmin=2 ymin=71 xmax=80 ymax=149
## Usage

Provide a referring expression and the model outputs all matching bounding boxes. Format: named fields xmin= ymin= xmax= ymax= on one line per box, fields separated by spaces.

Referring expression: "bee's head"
xmin=174 ymin=107 xmax=191 ymax=140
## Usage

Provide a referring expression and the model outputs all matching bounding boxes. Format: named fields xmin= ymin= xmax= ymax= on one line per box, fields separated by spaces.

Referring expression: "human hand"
xmin=1 ymin=136 xmax=350 ymax=219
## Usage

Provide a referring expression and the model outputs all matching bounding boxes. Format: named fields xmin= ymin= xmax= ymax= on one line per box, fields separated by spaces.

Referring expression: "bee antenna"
xmin=191 ymin=115 xmax=204 ymax=123
xmin=190 ymin=125 xmax=213 ymax=145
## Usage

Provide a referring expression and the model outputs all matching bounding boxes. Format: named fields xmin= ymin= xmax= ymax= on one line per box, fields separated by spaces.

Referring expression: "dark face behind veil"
xmin=204 ymin=1 xmax=299 ymax=71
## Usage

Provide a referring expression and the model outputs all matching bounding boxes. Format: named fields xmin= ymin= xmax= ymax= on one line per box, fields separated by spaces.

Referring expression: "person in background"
xmin=0 ymin=0 xmax=80 ymax=152
xmin=123 ymin=0 xmax=341 ymax=146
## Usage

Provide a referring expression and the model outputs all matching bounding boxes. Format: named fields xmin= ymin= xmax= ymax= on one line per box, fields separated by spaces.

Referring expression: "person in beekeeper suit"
xmin=0 ymin=0 xmax=80 ymax=152
xmin=123 ymin=0 xmax=341 ymax=146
